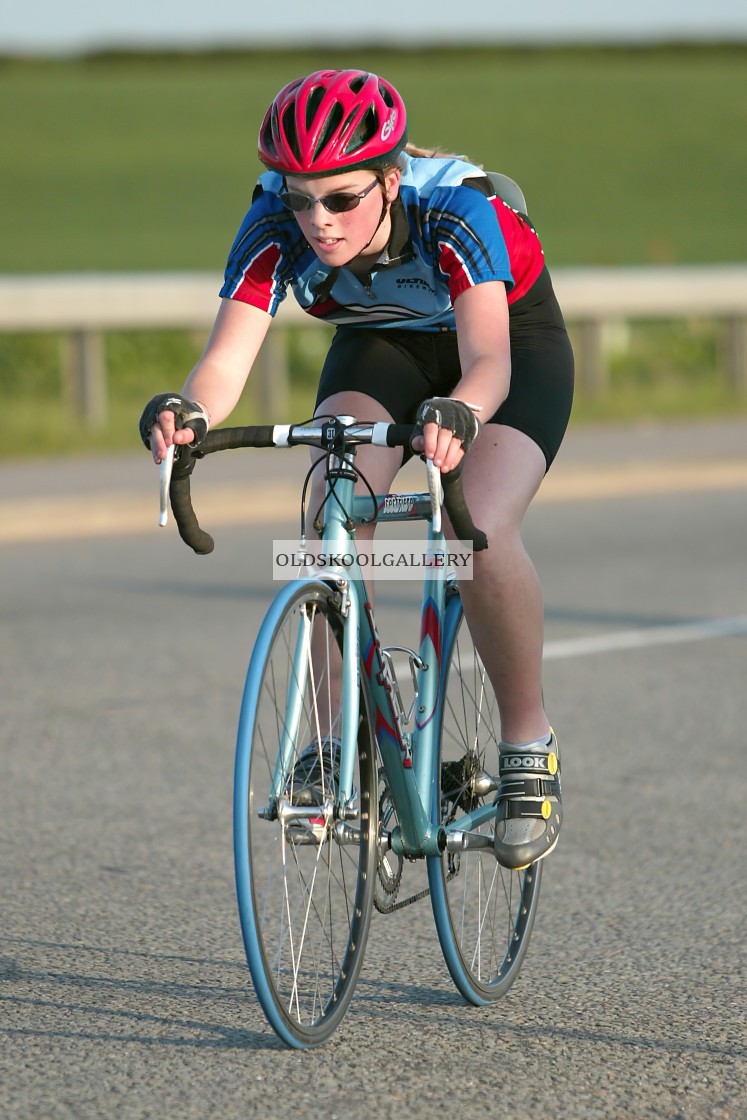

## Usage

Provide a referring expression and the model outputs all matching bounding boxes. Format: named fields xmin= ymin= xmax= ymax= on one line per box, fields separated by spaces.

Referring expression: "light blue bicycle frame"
xmin=264 ymin=445 xmax=496 ymax=859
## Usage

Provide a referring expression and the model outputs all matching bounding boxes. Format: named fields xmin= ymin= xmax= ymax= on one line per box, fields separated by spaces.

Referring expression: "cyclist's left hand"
xmin=412 ymin=397 xmax=480 ymax=473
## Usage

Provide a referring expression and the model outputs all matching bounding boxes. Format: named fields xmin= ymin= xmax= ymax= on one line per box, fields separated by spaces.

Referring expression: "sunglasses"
xmin=278 ymin=178 xmax=380 ymax=214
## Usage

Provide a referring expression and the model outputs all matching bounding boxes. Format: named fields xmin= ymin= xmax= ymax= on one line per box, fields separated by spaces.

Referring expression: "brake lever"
xmin=425 ymin=458 xmax=443 ymax=534
xmin=158 ymin=443 xmax=176 ymax=527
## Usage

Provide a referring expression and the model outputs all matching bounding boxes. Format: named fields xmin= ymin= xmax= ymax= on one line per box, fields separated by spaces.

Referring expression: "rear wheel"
xmin=428 ymin=592 xmax=542 ymax=1004
xmin=234 ymin=581 xmax=377 ymax=1047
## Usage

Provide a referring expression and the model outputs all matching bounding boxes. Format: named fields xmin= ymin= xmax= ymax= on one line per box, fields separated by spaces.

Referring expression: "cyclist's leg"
xmin=455 ymin=430 xmax=563 ymax=869
xmin=311 ymin=390 xmax=403 ymax=530
xmin=456 ymin=425 xmax=549 ymax=744
xmin=449 ymin=307 xmax=573 ymax=868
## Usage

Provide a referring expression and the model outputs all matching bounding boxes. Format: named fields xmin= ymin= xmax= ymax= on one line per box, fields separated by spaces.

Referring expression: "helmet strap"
xmin=358 ymin=194 xmax=390 ymax=257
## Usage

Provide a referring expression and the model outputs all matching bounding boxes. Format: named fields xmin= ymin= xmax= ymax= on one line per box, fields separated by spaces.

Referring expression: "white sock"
xmin=501 ymin=730 xmax=552 ymax=750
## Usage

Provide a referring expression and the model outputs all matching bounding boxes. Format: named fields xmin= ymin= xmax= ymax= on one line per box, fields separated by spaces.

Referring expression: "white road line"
xmin=543 ymin=614 xmax=747 ymax=660
xmin=398 ymin=615 xmax=747 ymax=676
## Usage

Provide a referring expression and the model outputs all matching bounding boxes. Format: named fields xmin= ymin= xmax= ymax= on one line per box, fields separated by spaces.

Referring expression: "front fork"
xmin=267 ymin=576 xmax=362 ymax=812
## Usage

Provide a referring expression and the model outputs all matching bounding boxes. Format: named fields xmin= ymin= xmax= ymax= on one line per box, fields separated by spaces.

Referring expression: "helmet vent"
xmin=280 ymin=104 xmax=301 ymax=163
xmin=314 ymin=102 xmax=344 ymax=159
xmin=343 ymin=106 xmax=377 ymax=155
xmin=260 ymin=118 xmax=276 ymax=160
xmin=306 ymin=85 xmax=326 ymax=130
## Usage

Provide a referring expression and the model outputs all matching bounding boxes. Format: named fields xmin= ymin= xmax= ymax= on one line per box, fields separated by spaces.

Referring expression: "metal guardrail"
xmin=1 ymin=266 xmax=746 ymax=426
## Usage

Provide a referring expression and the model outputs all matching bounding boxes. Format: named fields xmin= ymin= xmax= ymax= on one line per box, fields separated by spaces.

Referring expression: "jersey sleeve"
xmin=427 ymin=185 xmax=514 ymax=302
xmin=219 ymin=192 xmax=293 ymax=316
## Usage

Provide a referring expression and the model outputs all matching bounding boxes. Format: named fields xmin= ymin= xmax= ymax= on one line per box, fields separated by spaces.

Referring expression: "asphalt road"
xmin=1 ymin=418 xmax=746 ymax=1120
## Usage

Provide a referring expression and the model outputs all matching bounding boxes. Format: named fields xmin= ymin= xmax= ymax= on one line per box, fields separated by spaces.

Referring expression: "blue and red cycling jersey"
xmin=220 ymin=154 xmax=546 ymax=331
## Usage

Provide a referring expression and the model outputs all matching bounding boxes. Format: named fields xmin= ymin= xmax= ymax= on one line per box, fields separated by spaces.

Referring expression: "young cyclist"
xmin=139 ymin=69 xmax=574 ymax=870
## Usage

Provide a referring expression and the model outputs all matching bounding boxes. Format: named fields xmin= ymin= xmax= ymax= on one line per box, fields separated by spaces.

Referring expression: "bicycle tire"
xmin=427 ymin=590 xmax=542 ymax=1004
xmin=233 ymin=580 xmax=377 ymax=1047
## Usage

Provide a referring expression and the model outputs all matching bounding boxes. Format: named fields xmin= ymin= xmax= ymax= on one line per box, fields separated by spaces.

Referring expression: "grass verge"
xmin=2 ymin=319 xmax=744 ymax=460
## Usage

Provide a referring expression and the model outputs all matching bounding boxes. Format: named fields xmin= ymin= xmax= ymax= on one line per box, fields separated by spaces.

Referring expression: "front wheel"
xmin=233 ymin=581 xmax=377 ymax=1047
xmin=428 ymin=591 xmax=542 ymax=1004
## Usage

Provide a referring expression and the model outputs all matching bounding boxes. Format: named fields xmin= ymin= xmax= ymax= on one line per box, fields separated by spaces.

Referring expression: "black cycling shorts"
xmin=315 ymin=267 xmax=575 ymax=470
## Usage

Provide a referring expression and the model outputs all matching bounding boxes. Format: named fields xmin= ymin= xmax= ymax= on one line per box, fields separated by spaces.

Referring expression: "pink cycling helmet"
xmin=258 ymin=69 xmax=407 ymax=177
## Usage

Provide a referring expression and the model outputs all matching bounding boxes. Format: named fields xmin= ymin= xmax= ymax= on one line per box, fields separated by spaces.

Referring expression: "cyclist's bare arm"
xmin=149 ymin=299 xmax=272 ymax=464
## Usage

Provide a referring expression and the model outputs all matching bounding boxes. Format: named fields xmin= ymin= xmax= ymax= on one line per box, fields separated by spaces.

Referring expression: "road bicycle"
xmin=159 ymin=414 xmax=543 ymax=1048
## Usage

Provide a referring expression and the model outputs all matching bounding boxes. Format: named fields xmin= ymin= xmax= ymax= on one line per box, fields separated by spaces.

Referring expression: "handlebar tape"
xmin=200 ymin=426 xmax=277 ymax=452
xmin=441 ymin=463 xmax=488 ymax=552
xmin=170 ymin=472 xmax=215 ymax=555
xmin=168 ymin=429 xmax=277 ymax=554
xmin=384 ymin=423 xmax=417 ymax=448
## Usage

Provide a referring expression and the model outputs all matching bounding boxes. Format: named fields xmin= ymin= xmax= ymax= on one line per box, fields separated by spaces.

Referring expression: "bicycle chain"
xmin=377 ymin=861 xmax=461 ymax=912
xmin=384 ymin=885 xmax=431 ymax=912
xmin=374 ymin=767 xmax=465 ymax=913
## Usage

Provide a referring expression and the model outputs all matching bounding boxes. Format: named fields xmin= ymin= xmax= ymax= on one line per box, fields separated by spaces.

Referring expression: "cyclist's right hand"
xmin=139 ymin=393 xmax=210 ymax=464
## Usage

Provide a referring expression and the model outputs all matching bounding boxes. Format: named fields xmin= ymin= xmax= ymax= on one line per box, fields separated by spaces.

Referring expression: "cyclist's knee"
xmin=315 ymin=391 xmax=393 ymax=424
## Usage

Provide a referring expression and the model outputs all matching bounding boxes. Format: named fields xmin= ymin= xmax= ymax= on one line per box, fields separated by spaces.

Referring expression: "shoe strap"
xmin=496 ymin=775 xmax=561 ymax=808
xmin=498 ymin=793 xmax=559 ymax=821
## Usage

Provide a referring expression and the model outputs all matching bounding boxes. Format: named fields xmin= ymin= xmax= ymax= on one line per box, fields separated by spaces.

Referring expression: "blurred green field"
xmin=1 ymin=45 xmax=746 ymax=456
xmin=2 ymin=44 xmax=746 ymax=271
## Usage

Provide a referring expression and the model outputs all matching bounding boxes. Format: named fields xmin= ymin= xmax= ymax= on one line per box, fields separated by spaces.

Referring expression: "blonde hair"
xmin=403 ymin=143 xmax=481 ymax=167
xmin=376 ymin=144 xmax=481 ymax=186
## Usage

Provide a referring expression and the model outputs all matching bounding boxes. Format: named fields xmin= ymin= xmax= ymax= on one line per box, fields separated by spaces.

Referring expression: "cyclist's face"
xmin=285 ymin=169 xmax=400 ymax=267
